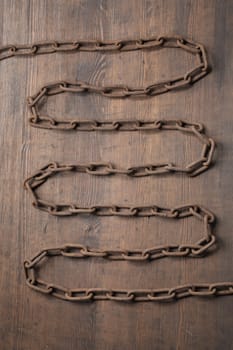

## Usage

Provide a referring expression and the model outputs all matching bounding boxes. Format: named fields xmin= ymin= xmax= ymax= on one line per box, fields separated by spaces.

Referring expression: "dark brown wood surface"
xmin=0 ymin=1 xmax=233 ymax=349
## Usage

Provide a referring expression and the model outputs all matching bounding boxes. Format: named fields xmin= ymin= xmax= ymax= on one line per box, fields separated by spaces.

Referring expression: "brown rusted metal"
xmin=23 ymin=204 xmax=216 ymax=257
xmin=24 ymin=247 xmax=233 ymax=302
xmin=24 ymin=121 xmax=215 ymax=191
xmin=24 ymin=36 xmax=210 ymax=129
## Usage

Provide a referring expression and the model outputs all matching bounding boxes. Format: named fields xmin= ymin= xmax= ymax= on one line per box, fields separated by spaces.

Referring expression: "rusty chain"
xmin=0 ymin=36 xmax=209 ymax=60
xmin=23 ymin=190 xmax=216 ymax=256
xmin=24 ymin=122 xmax=215 ymax=191
xmin=24 ymin=248 xmax=233 ymax=302
xmin=24 ymin=162 xmax=216 ymax=256
xmin=24 ymin=158 xmax=216 ymax=216
xmin=1 ymin=37 xmax=209 ymax=111
xmin=8 ymin=35 xmax=218 ymax=303
xmin=25 ymin=36 xmax=210 ymax=128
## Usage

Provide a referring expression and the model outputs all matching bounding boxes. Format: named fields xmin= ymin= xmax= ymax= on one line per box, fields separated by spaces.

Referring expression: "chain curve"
xmin=24 ymin=246 xmax=233 ymax=302
xmin=24 ymin=36 xmax=210 ymax=127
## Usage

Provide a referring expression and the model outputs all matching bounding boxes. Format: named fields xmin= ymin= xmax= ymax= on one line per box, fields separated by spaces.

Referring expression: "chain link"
xmin=7 ymin=35 xmax=220 ymax=303
xmin=0 ymin=37 xmax=208 ymax=58
xmin=24 ymin=122 xmax=215 ymax=194
xmin=24 ymin=247 xmax=233 ymax=302
xmin=22 ymin=36 xmax=210 ymax=128
xmin=23 ymin=185 xmax=216 ymax=256
xmin=0 ymin=37 xmax=209 ymax=121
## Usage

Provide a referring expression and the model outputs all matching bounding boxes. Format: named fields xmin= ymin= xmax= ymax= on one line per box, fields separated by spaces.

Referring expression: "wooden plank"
xmin=0 ymin=0 xmax=232 ymax=349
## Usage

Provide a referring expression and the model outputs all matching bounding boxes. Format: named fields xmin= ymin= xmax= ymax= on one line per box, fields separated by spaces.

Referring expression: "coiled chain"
xmin=24 ymin=244 xmax=233 ymax=302
xmin=23 ymin=203 xmax=216 ymax=259
xmin=6 ymin=34 xmax=225 ymax=303
xmin=24 ymin=36 xmax=209 ymax=128
xmin=24 ymin=122 xmax=215 ymax=212
xmin=1 ymin=37 xmax=209 ymax=111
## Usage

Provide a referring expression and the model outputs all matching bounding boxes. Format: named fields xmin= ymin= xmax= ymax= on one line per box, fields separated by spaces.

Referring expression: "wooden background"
xmin=0 ymin=0 xmax=233 ymax=349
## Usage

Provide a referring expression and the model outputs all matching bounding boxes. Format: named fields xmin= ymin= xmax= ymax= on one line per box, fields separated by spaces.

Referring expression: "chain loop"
xmin=24 ymin=121 xmax=215 ymax=187
xmin=24 ymin=248 xmax=233 ymax=302
xmin=23 ymin=200 xmax=216 ymax=258
xmin=15 ymin=35 xmax=210 ymax=128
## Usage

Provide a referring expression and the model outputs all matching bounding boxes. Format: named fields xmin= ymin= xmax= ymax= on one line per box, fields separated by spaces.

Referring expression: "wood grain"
xmin=0 ymin=0 xmax=233 ymax=349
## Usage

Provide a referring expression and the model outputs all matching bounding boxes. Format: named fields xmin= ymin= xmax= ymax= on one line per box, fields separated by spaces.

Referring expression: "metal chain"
xmin=24 ymin=247 xmax=233 ymax=302
xmin=0 ymin=36 xmax=209 ymax=60
xmin=24 ymin=124 xmax=215 ymax=211
xmin=23 ymin=198 xmax=216 ymax=256
xmin=24 ymin=36 xmax=209 ymax=128
xmin=8 ymin=35 xmax=216 ymax=303
xmin=1 ymin=37 xmax=209 ymax=99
